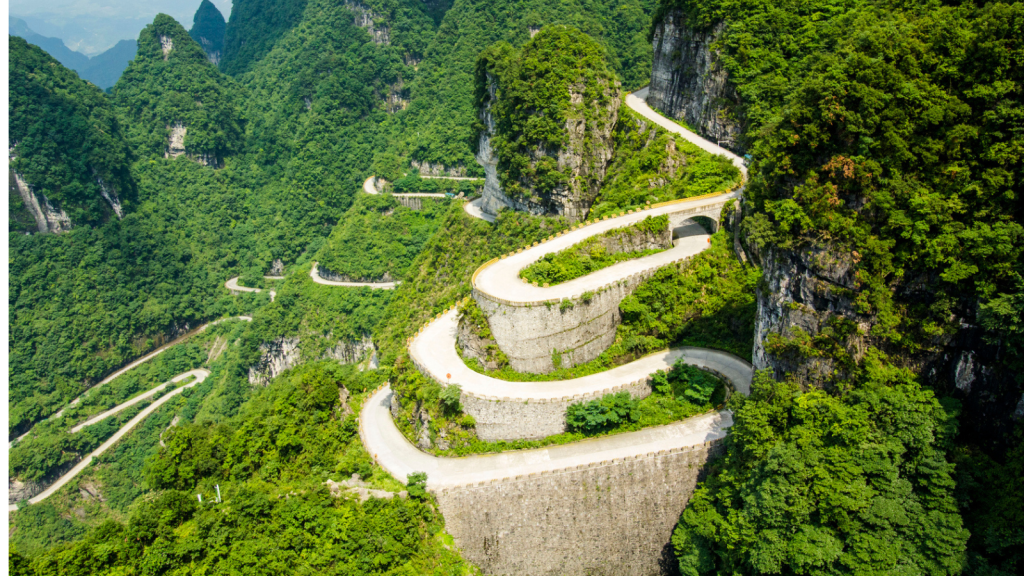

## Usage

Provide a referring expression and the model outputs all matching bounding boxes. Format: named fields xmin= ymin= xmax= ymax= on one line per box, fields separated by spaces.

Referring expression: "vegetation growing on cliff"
xmin=475 ymin=25 xmax=619 ymax=209
xmin=590 ymin=107 xmax=742 ymax=218
xmin=8 ymin=37 xmax=136 ymax=230
xmin=395 ymin=0 xmax=656 ymax=170
xmin=519 ymin=215 xmax=670 ymax=285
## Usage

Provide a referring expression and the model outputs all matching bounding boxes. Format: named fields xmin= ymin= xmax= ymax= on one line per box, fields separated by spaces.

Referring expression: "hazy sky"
xmin=9 ymin=0 xmax=233 ymax=54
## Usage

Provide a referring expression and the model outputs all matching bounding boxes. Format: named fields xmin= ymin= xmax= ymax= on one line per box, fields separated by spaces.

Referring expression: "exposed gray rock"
xmin=649 ymin=14 xmax=743 ymax=152
xmin=248 ymin=335 xmax=377 ymax=385
xmin=268 ymin=258 xmax=284 ymax=276
xmin=159 ymin=35 xmax=173 ymax=59
xmin=316 ymin=264 xmax=395 ymax=284
xmin=324 ymin=474 xmax=408 ymax=503
xmin=166 ymin=123 xmax=188 ymax=159
xmin=411 ymin=160 xmax=468 ymax=177
xmin=11 ymin=169 xmax=72 ymax=234
xmin=346 ymin=2 xmax=390 ymax=45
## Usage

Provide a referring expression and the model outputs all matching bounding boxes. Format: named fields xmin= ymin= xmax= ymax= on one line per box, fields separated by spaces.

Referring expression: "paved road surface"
xmin=225 ymin=277 xmax=276 ymax=302
xmin=411 ymin=307 xmax=752 ymax=402
xmin=361 ymin=87 xmax=754 ymax=487
xmin=627 ymin=87 xmax=747 ymax=178
xmin=473 ymin=206 xmax=728 ymax=303
xmin=69 ymin=370 xmax=207 ymax=433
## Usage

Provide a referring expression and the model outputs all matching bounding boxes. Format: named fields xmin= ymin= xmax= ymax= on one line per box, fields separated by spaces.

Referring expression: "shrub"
xmin=566 ymin=391 xmax=637 ymax=435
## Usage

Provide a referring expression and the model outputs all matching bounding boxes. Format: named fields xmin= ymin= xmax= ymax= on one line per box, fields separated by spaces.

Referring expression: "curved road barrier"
xmin=310 ymin=262 xmax=399 ymax=289
xmin=9 ymin=368 xmax=211 ymax=511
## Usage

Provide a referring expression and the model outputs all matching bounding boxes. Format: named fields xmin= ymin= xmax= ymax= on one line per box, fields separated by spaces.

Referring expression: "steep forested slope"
xmin=646 ymin=1 xmax=1024 ymax=575
xmin=220 ymin=0 xmax=310 ymax=75
xmin=113 ymin=14 xmax=244 ymax=166
xmin=8 ymin=37 xmax=136 ymax=232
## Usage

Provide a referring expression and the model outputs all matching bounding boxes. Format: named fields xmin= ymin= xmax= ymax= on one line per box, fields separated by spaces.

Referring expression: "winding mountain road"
xmin=360 ymin=87 xmax=753 ymax=488
xmin=10 ymin=368 xmax=211 ymax=511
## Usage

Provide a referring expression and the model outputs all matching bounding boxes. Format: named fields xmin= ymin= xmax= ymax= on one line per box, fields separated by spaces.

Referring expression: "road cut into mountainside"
xmin=357 ymin=86 xmax=754 ymax=576
xmin=362 ymin=175 xmax=448 ymax=198
xmin=309 ymin=262 xmax=399 ymax=289
xmin=10 ymin=316 xmax=252 ymax=448
xmin=9 ymin=368 xmax=211 ymax=511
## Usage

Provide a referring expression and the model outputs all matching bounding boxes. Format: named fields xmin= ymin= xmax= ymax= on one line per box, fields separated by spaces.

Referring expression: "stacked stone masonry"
xmin=434 ymin=439 xmax=726 ymax=576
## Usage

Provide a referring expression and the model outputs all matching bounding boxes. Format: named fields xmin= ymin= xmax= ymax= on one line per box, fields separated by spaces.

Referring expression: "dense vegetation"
xmin=9 ymin=342 xmax=206 ymax=484
xmin=397 ymin=0 xmax=658 ymax=169
xmin=674 ymin=362 xmax=968 ymax=576
xmin=9 ymin=37 xmax=136 ymax=230
xmin=316 ymin=193 xmax=448 ymax=282
xmin=375 ymin=201 xmax=572 ymax=362
xmin=590 ymin=107 xmax=742 ymax=218
xmin=113 ymin=15 xmax=244 ymax=164
xmin=390 ymin=356 xmax=725 ymax=456
xmin=618 ymin=228 xmax=759 ymax=361
xmin=651 ymin=1 xmax=1024 ymax=574
xmin=476 ymin=25 xmax=618 ymax=208
xmin=520 ymin=215 xmax=670 ymax=285
xmin=10 ymin=362 xmax=476 ymax=575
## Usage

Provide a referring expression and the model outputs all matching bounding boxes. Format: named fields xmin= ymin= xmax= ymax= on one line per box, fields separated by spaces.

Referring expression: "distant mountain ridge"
xmin=9 ymin=17 xmax=137 ymax=89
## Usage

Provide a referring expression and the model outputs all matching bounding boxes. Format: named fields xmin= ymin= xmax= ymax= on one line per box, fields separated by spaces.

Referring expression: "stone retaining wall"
xmin=461 ymin=378 xmax=652 ymax=440
xmin=434 ymin=439 xmax=726 ymax=576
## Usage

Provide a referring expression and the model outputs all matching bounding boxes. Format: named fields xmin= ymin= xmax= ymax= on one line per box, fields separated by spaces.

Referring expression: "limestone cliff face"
xmin=476 ymin=74 xmax=620 ymax=221
xmin=649 ymin=13 xmax=743 ymax=152
xmin=10 ymin=169 xmax=72 ymax=234
xmin=751 ymin=241 xmax=1022 ymax=449
xmin=248 ymin=335 xmax=378 ymax=385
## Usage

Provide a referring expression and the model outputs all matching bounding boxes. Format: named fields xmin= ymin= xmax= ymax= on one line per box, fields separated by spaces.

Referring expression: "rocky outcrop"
xmin=268 ymin=258 xmax=285 ymax=276
xmin=96 ymin=177 xmax=124 ymax=219
xmin=10 ymin=169 xmax=72 ymax=234
xmin=164 ymin=123 xmax=222 ymax=167
xmin=248 ymin=335 xmax=378 ymax=385
xmin=476 ymin=75 xmax=620 ymax=221
xmin=166 ymin=123 xmax=188 ymax=159
xmin=315 ymin=264 xmax=395 ymax=284
xmin=248 ymin=337 xmax=302 ymax=386
xmin=411 ymin=160 xmax=468 ymax=177
xmin=347 ymin=2 xmax=390 ymax=45
xmin=9 ymin=461 xmax=75 ymax=505
xmin=649 ymin=14 xmax=743 ymax=152
xmin=324 ymin=474 xmax=408 ymax=502
xmin=159 ymin=35 xmax=174 ymax=59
